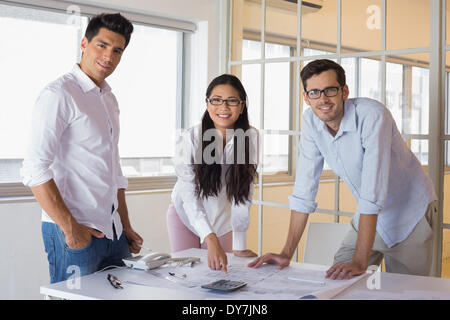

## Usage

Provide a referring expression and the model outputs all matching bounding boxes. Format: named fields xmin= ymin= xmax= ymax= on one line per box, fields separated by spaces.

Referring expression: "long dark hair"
xmin=194 ymin=74 xmax=257 ymax=205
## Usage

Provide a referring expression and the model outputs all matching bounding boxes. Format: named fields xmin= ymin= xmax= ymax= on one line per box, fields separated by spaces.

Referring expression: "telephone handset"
xmin=123 ymin=252 xmax=172 ymax=270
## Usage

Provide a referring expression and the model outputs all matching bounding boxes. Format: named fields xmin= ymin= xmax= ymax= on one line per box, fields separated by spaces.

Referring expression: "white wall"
xmin=0 ymin=200 xmax=48 ymax=300
xmin=0 ymin=191 xmax=173 ymax=299
xmin=0 ymin=0 xmax=223 ymax=300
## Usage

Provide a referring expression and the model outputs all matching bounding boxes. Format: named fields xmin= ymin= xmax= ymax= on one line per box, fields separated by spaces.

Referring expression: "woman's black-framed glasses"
xmin=306 ymin=86 xmax=342 ymax=99
xmin=206 ymin=97 xmax=244 ymax=107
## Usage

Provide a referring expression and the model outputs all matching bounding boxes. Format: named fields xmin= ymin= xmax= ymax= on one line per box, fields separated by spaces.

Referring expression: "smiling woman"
xmin=206 ymin=84 xmax=245 ymax=139
xmin=167 ymin=74 xmax=259 ymax=273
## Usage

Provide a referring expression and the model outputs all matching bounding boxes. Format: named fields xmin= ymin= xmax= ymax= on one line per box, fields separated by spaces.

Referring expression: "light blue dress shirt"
xmin=289 ymin=98 xmax=436 ymax=248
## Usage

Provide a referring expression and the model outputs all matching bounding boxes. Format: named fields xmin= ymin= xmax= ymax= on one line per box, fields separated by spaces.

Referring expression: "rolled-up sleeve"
xmin=357 ymin=108 xmax=393 ymax=215
xmin=116 ymin=166 xmax=129 ymax=190
xmin=174 ymin=129 xmax=214 ymax=242
xmin=230 ymin=128 xmax=258 ymax=250
xmin=230 ymin=183 xmax=254 ymax=251
xmin=289 ymin=113 xmax=324 ymax=213
xmin=21 ymin=88 xmax=68 ymax=187
xmin=110 ymin=97 xmax=128 ymax=190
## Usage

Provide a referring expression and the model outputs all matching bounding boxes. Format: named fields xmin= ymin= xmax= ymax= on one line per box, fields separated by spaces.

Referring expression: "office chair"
xmin=303 ymin=222 xmax=351 ymax=267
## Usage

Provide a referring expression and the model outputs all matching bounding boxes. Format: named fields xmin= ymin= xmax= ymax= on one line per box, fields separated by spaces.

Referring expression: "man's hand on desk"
xmin=233 ymin=249 xmax=257 ymax=258
xmin=325 ymin=261 xmax=366 ymax=280
xmin=247 ymin=253 xmax=291 ymax=270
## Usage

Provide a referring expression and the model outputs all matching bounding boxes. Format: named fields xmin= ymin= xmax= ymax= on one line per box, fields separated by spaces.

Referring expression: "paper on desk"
xmin=339 ymin=288 xmax=450 ymax=300
xmin=306 ymin=273 xmax=365 ymax=299
xmin=270 ymin=267 xmax=364 ymax=299
xmin=176 ymin=262 xmax=365 ymax=300
xmin=339 ymin=289 xmax=402 ymax=300
xmin=401 ymin=290 xmax=450 ymax=300
xmin=120 ymin=259 xmax=366 ymax=300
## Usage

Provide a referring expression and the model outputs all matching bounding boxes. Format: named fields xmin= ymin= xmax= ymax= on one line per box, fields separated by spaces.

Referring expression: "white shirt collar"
xmin=71 ymin=64 xmax=112 ymax=94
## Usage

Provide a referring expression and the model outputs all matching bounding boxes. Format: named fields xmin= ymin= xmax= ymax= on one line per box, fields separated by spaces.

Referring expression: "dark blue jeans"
xmin=42 ymin=222 xmax=131 ymax=284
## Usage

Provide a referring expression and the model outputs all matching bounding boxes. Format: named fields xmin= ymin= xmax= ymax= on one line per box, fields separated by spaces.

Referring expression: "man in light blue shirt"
xmin=249 ymin=59 xmax=437 ymax=278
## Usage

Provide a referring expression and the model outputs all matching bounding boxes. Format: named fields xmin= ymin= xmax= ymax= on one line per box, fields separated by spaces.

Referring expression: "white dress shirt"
xmin=171 ymin=125 xmax=258 ymax=250
xmin=22 ymin=64 xmax=128 ymax=240
xmin=289 ymin=98 xmax=437 ymax=248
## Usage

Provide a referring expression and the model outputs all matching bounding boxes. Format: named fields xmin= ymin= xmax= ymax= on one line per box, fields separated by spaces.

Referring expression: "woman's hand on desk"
xmin=247 ymin=253 xmax=291 ymax=270
xmin=205 ymin=233 xmax=228 ymax=273
xmin=233 ymin=249 xmax=257 ymax=258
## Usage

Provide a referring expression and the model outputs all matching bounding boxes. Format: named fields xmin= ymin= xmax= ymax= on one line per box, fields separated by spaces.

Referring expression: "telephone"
xmin=122 ymin=252 xmax=172 ymax=270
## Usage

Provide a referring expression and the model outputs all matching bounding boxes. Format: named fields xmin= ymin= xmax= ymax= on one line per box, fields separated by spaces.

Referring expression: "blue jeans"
xmin=42 ymin=222 xmax=131 ymax=284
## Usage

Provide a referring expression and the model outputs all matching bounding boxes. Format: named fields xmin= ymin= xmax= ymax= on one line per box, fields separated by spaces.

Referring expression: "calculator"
xmin=201 ymin=279 xmax=247 ymax=292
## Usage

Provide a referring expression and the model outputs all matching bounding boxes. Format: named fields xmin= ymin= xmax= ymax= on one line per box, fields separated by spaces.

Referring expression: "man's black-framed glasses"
xmin=206 ymin=97 xmax=244 ymax=107
xmin=306 ymin=86 xmax=342 ymax=99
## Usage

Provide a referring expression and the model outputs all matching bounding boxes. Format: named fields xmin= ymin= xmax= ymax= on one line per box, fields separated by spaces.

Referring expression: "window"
xmin=385 ymin=62 xmax=403 ymax=133
xmin=0 ymin=3 xmax=185 ymax=195
xmin=0 ymin=4 xmax=87 ymax=184
xmin=107 ymin=24 xmax=182 ymax=178
xmin=231 ymin=0 xmax=445 ymax=271
xmin=242 ymin=39 xmax=291 ymax=174
xmin=411 ymin=66 xmax=430 ymax=135
xmin=359 ymin=57 xmax=382 ymax=101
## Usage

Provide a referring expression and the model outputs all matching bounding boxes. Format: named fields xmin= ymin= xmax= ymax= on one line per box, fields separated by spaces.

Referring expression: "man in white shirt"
xmin=249 ymin=59 xmax=437 ymax=279
xmin=22 ymin=13 xmax=143 ymax=283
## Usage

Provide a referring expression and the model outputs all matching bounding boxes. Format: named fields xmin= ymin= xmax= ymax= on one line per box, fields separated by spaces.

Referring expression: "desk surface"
xmin=40 ymin=248 xmax=450 ymax=300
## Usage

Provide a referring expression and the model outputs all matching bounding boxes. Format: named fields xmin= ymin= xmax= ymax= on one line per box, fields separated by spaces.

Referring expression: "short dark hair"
xmin=85 ymin=13 xmax=133 ymax=48
xmin=300 ymin=59 xmax=346 ymax=91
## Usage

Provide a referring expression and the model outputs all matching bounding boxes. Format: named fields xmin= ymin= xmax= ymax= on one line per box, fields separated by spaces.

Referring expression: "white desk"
xmin=40 ymin=248 xmax=450 ymax=300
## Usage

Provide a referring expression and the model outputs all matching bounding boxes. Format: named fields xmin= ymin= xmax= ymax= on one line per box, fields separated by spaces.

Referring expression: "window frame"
xmin=228 ymin=0 xmax=447 ymax=274
xmin=0 ymin=0 xmax=194 ymax=198
xmin=240 ymin=34 xmax=434 ymax=186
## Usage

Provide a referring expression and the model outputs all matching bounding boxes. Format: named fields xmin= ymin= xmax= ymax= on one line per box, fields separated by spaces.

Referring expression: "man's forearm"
xmin=353 ymin=213 xmax=378 ymax=269
xmin=280 ymin=210 xmax=309 ymax=258
xmin=117 ymin=188 xmax=131 ymax=230
xmin=30 ymin=179 xmax=76 ymax=234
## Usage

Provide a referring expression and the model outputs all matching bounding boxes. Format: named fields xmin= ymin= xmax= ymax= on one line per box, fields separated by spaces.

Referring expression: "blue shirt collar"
xmin=311 ymin=99 xmax=357 ymax=137
xmin=339 ymin=99 xmax=357 ymax=133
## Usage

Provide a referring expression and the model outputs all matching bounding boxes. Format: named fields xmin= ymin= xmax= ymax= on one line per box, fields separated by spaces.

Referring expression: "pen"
xmin=288 ymin=277 xmax=325 ymax=286
xmin=137 ymin=243 xmax=151 ymax=251
xmin=169 ymin=272 xmax=187 ymax=279
xmin=107 ymin=273 xmax=123 ymax=289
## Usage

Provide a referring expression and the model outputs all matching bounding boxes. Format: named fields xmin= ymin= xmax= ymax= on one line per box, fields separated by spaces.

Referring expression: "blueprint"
xmin=120 ymin=252 xmax=365 ymax=300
